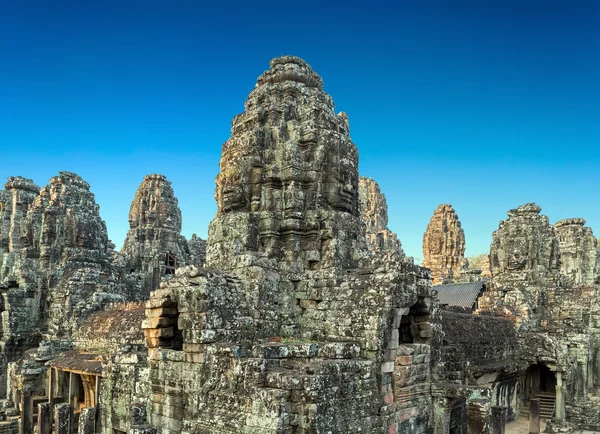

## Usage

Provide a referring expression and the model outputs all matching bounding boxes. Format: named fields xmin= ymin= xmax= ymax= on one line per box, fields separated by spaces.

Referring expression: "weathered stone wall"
xmin=422 ymin=204 xmax=466 ymax=284
xmin=437 ymin=311 xmax=523 ymax=420
xmin=73 ymin=302 xmax=146 ymax=353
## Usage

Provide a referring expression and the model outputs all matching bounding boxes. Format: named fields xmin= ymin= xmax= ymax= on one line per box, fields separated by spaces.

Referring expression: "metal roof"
xmin=50 ymin=351 xmax=103 ymax=375
xmin=435 ymin=282 xmax=486 ymax=309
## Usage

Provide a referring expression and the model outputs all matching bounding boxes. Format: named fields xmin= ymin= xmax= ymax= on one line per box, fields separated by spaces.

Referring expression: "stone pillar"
xmin=467 ymin=400 xmax=490 ymax=434
xmin=432 ymin=397 xmax=451 ymax=434
xmin=37 ymin=402 xmax=51 ymax=434
xmin=68 ymin=372 xmax=75 ymax=434
xmin=18 ymin=391 xmax=33 ymax=434
xmin=95 ymin=375 xmax=101 ymax=433
xmin=529 ymin=398 xmax=540 ymax=434
xmin=78 ymin=407 xmax=96 ymax=434
xmin=555 ymin=372 xmax=566 ymax=422
xmin=491 ymin=406 xmax=506 ymax=434
xmin=55 ymin=403 xmax=71 ymax=434
xmin=577 ymin=361 xmax=586 ymax=398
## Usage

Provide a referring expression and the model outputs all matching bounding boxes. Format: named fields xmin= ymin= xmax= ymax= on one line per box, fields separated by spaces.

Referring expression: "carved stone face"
xmin=216 ymin=170 xmax=250 ymax=213
xmin=208 ymin=56 xmax=363 ymax=269
xmin=324 ymin=163 xmax=357 ymax=213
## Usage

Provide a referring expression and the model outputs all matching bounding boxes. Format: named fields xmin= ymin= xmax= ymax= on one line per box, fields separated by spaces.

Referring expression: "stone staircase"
xmin=522 ymin=392 xmax=556 ymax=419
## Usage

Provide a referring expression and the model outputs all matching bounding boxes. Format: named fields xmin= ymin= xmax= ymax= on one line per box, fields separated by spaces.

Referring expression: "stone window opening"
xmin=144 ymin=297 xmax=183 ymax=351
xmin=165 ymin=252 xmax=177 ymax=275
xmin=399 ymin=298 xmax=432 ymax=344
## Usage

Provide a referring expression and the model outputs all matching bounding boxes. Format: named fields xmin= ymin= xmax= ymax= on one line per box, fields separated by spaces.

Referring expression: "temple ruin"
xmin=0 ymin=56 xmax=599 ymax=434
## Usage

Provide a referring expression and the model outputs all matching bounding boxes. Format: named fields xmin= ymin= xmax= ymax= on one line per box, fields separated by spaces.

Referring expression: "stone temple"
xmin=1 ymin=56 xmax=600 ymax=434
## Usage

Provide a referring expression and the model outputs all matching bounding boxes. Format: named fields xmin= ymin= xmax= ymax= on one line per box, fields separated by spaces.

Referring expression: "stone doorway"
xmin=523 ymin=364 xmax=556 ymax=419
xmin=449 ymin=398 xmax=467 ymax=434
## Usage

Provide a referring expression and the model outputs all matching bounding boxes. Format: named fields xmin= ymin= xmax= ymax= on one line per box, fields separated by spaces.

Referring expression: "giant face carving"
xmin=209 ymin=56 xmax=363 ymax=268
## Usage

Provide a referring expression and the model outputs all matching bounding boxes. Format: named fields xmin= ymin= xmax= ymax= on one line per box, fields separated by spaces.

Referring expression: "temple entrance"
xmin=523 ymin=364 xmax=556 ymax=419
xmin=399 ymin=297 xmax=431 ymax=344
xmin=449 ymin=398 xmax=467 ymax=434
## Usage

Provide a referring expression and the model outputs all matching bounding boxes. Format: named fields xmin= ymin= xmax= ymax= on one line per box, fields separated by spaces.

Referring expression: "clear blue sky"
xmin=1 ymin=0 xmax=598 ymax=261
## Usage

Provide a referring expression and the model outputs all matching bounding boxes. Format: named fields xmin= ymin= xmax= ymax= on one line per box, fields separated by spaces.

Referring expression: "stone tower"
xmin=207 ymin=56 xmax=365 ymax=273
xmin=121 ymin=174 xmax=189 ymax=292
xmin=358 ymin=176 xmax=404 ymax=259
xmin=555 ymin=218 xmax=599 ymax=286
xmin=140 ymin=56 xmax=435 ymax=434
xmin=478 ymin=203 xmax=561 ymax=330
xmin=422 ymin=204 xmax=466 ymax=284
xmin=0 ymin=177 xmax=40 ymax=279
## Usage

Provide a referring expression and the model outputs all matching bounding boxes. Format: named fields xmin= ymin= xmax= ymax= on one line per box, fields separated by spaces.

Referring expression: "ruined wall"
xmin=422 ymin=204 xmax=466 ymax=284
xmin=121 ymin=174 xmax=190 ymax=293
xmin=358 ymin=177 xmax=404 ymax=260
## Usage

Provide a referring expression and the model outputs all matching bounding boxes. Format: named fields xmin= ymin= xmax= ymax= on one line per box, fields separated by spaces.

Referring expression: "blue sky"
xmin=1 ymin=0 xmax=598 ymax=261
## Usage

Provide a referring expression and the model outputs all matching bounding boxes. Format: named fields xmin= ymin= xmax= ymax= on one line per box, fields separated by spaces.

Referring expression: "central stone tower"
xmin=207 ymin=56 xmax=364 ymax=273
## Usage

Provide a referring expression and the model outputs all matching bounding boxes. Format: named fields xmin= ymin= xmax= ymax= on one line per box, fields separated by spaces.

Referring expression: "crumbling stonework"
xmin=423 ymin=204 xmax=466 ymax=284
xmin=121 ymin=174 xmax=190 ymax=293
xmin=358 ymin=176 xmax=405 ymax=259
xmin=555 ymin=218 xmax=599 ymax=287
xmin=466 ymin=253 xmax=491 ymax=279
xmin=187 ymin=233 xmax=206 ymax=267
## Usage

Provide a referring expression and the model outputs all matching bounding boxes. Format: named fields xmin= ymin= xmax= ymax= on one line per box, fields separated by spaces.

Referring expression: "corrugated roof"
xmin=435 ymin=282 xmax=486 ymax=308
xmin=50 ymin=351 xmax=103 ymax=375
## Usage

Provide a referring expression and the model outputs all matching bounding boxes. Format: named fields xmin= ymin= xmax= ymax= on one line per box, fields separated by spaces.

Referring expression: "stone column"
xmin=95 ymin=375 xmax=101 ymax=433
xmin=555 ymin=372 xmax=566 ymax=422
xmin=467 ymin=400 xmax=490 ymax=434
xmin=491 ymin=406 xmax=506 ymax=434
xmin=18 ymin=391 xmax=33 ymax=434
xmin=78 ymin=407 xmax=96 ymax=434
xmin=68 ymin=372 xmax=75 ymax=434
xmin=432 ymin=397 xmax=451 ymax=434
xmin=55 ymin=403 xmax=71 ymax=434
xmin=48 ymin=368 xmax=54 ymax=426
xmin=529 ymin=398 xmax=540 ymax=434
xmin=37 ymin=402 xmax=51 ymax=434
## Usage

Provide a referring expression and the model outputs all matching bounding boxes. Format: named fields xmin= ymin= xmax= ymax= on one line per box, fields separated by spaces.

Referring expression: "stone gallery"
xmin=0 ymin=56 xmax=599 ymax=433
